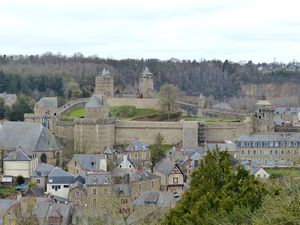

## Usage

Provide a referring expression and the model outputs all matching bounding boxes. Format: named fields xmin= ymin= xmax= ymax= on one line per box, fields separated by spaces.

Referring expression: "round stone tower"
xmin=253 ymin=100 xmax=275 ymax=133
xmin=84 ymin=95 xmax=108 ymax=119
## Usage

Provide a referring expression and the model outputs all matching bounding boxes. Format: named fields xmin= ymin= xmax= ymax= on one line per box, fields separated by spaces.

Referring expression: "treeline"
xmin=0 ymin=53 xmax=300 ymax=101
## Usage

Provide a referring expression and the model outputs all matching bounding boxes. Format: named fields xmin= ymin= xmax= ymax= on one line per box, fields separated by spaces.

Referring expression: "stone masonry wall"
xmin=107 ymin=98 xmax=159 ymax=109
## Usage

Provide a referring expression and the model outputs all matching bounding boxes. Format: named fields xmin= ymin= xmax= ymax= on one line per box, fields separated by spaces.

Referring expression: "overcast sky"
xmin=1 ymin=0 xmax=300 ymax=63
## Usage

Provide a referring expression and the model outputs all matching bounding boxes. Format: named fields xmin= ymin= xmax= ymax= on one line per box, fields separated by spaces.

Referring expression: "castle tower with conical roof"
xmin=138 ymin=67 xmax=154 ymax=98
xmin=95 ymin=68 xmax=114 ymax=97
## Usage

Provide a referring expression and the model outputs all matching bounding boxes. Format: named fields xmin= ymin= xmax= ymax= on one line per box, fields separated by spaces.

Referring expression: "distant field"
xmin=266 ymin=168 xmax=300 ymax=177
xmin=182 ymin=115 xmax=241 ymax=122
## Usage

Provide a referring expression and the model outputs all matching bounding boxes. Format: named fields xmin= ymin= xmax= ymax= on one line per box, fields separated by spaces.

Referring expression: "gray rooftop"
xmin=37 ymin=97 xmax=58 ymax=108
xmin=212 ymin=102 xmax=232 ymax=110
xmin=3 ymin=146 xmax=31 ymax=161
xmin=32 ymin=163 xmax=55 ymax=177
xmin=126 ymin=139 xmax=149 ymax=152
xmin=86 ymin=172 xmax=112 ymax=185
xmin=85 ymin=95 xmax=103 ymax=108
xmin=142 ymin=67 xmax=152 ymax=75
xmin=133 ymin=191 xmax=173 ymax=208
xmin=236 ymin=132 xmax=300 ymax=142
xmin=46 ymin=203 xmax=72 ymax=225
xmin=71 ymin=154 xmax=106 ymax=171
xmin=154 ymin=158 xmax=177 ymax=176
xmin=0 ymin=121 xmax=61 ymax=152
xmin=48 ymin=167 xmax=75 ymax=184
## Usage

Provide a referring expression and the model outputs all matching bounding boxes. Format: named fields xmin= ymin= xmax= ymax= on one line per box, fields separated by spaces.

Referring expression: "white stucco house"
xmin=46 ymin=167 xmax=75 ymax=200
xmin=3 ymin=146 xmax=38 ymax=178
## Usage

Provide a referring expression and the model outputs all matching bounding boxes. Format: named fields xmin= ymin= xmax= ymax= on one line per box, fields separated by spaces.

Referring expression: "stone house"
xmin=31 ymin=163 xmax=55 ymax=192
xmin=68 ymin=182 xmax=87 ymax=209
xmin=0 ymin=121 xmax=63 ymax=173
xmin=85 ymin=171 xmax=113 ymax=208
xmin=241 ymin=160 xmax=270 ymax=179
xmin=3 ymin=146 xmax=38 ymax=178
xmin=116 ymin=154 xmax=135 ymax=169
xmin=125 ymin=139 xmax=151 ymax=167
xmin=153 ymin=158 xmax=185 ymax=193
xmin=67 ymin=154 xmax=107 ymax=175
xmin=47 ymin=167 xmax=75 ymax=200
xmin=34 ymin=97 xmax=58 ymax=117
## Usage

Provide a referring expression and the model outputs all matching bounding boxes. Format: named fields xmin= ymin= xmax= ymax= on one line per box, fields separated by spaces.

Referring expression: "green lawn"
xmin=60 ymin=107 xmax=85 ymax=121
xmin=182 ymin=114 xmax=241 ymax=122
xmin=266 ymin=168 xmax=300 ymax=178
xmin=60 ymin=105 xmax=158 ymax=121
xmin=0 ymin=187 xmax=18 ymax=198
xmin=109 ymin=105 xmax=158 ymax=120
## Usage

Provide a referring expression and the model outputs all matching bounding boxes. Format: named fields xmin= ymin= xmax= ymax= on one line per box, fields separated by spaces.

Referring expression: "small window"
xmin=241 ymin=142 xmax=245 ymax=147
xmin=75 ymin=191 xmax=80 ymax=197
xmin=287 ymin=142 xmax=291 ymax=147
xmin=275 ymin=142 xmax=279 ymax=147
xmin=151 ymin=180 xmax=155 ymax=188
xmin=253 ymin=150 xmax=256 ymax=155
xmin=275 ymin=150 xmax=278 ymax=155
xmin=258 ymin=142 xmax=263 ymax=147
xmin=287 ymin=150 xmax=290 ymax=154
xmin=247 ymin=142 xmax=251 ymax=147
xmin=264 ymin=142 xmax=268 ymax=147
xmin=63 ymin=185 xmax=69 ymax=188
xmin=247 ymin=150 xmax=251 ymax=155
xmin=293 ymin=142 xmax=297 ymax=147
xmin=270 ymin=150 xmax=273 ymax=155
xmin=134 ymin=153 xmax=138 ymax=159
xmin=259 ymin=150 xmax=262 ymax=155
xmin=241 ymin=150 xmax=244 ymax=155
xmin=36 ymin=179 xmax=40 ymax=184
xmin=58 ymin=185 xmax=61 ymax=189
xmin=280 ymin=142 xmax=285 ymax=147
xmin=138 ymin=183 xmax=141 ymax=191
xmin=264 ymin=150 xmax=268 ymax=155
xmin=253 ymin=142 xmax=257 ymax=147
xmin=281 ymin=150 xmax=284 ymax=155
xmin=269 ymin=142 xmax=274 ymax=147
xmin=93 ymin=188 xmax=96 ymax=195
xmin=173 ymin=177 xmax=178 ymax=184
xmin=74 ymin=161 xmax=77 ymax=166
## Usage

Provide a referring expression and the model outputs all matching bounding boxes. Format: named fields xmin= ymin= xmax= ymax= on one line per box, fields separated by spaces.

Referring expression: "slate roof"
xmin=133 ymin=191 xmax=173 ymax=208
xmin=154 ymin=158 xmax=177 ymax=176
xmin=130 ymin=169 xmax=160 ymax=182
xmin=0 ymin=92 xmax=16 ymax=102
xmin=212 ymin=102 xmax=232 ymax=110
xmin=37 ymin=97 xmax=58 ymax=108
xmin=113 ymin=184 xmax=131 ymax=196
xmin=46 ymin=203 xmax=72 ymax=225
xmin=142 ymin=67 xmax=152 ymax=75
xmin=3 ymin=146 xmax=32 ymax=161
xmin=26 ymin=186 xmax=43 ymax=197
xmin=85 ymin=95 xmax=103 ymax=108
xmin=101 ymin=68 xmax=111 ymax=76
xmin=206 ymin=143 xmax=237 ymax=153
xmin=32 ymin=163 xmax=55 ymax=177
xmin=240 ymin=160 xmax=266 ymax=175
xmin=71 ymin=154 xmax=106 ymax=171
xmin=48 ymin=167 xmax=75 ymax=184
xmin=104 ymin=147 xmax=116 ymax=155
xmin=236 ymin=132 xmax=300 ymax=142
xmin=85 ymin=172 xmax=112 ymax=185
xmin=0 ymin=121 xmax=61 ymax=152
xmin=126 ymin=139 xmax=149 ymax=152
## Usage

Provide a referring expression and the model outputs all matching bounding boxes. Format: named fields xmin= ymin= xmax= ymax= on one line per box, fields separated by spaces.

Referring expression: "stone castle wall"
xmin=107 ymin=98 xmax=159 ymax=109
xmin=115 ymin=121 xmax=183 ymax=145
xmin=205 ymin=118 xmax=252 ymax=142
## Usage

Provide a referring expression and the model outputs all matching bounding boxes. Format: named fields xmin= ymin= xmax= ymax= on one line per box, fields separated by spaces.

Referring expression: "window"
xmin=241 ymin=150 xmax=244 ymax=155
xmin=104 ymin=177 xmax=109 ymax=184
xmin=248 ymin=150 xmax=251 ymax=155
xmin=173 ymin=177 xmax=178 ymax=184
xmin=281 ymin=142 xmax=285 ymax=147
xmin=259 ymin=150 xmax=262 ymax=155
xmin=264 ymin=142 xmax=268 ymax=147
xmin=253 ymin=150 xmax=256 ymax=155
xmin=253 ymin=142 xmax=257 ymax=147
xmin=275 ymin=142 xmax=279 ymax=147
xmin=74 ymin=161 xmax=77 ymax=166
xmin=294 ymin=150 xmax=297 ymax=155
xmin=93 ymin=188 xmax=96 ymax=195
xmin=275 ymin=150 xmax=278 ymax=155
xmin=270 ymin=150 xmax=273 ymax=155
xmin=269 ymin=142 xmax=274 ymax=147
xmin=293 ymin=142 xmax=297 ymax=147
xmin=287 ymin=142 xmax=291 ymax=147
xmin=151 ymin=180 xmax=155 ymax=188
xmin=138 ymin=183 xmax=141 ymax=191
xmin=121 ymin=198 xmax=128 ymax=204
xmin=75 ymin=191 xmax=80 ymax=197
xmin=36 ymin=179 xmax=40 ymax=184
xmin=287 ymin=150 xmax=290 ymax=154
xmin=134 ymin=153 xmax=138 ymax=159
xmin=281 ymin=150 xmax=284 ymax=155
xmin=241 ymin=142 xmax=245 ymax=147
xmin=247 ymin=142 xmax=251 ymax=147
xmin=258 ymin=142 xmax=263 ymax=147
xmin=63 ymin=185 xmax=69 ymax=188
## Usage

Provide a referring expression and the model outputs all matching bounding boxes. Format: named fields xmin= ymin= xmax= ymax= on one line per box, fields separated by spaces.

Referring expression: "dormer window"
xmin=91 ymin=162 xmax=95 ymax=166
xmin=92 ymin=176 xmax=97 ymax=184
xmin=74 ymin=161 xmax=77 ymax=166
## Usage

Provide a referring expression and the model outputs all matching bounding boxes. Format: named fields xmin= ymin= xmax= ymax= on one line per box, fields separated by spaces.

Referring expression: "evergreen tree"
xmin=150 ymin=133 xmax=165 ymax=170
xmin=9 ymin=94 xmax=33 ymax=121
xmin=163 ymin=149 xmax=266 ymax=225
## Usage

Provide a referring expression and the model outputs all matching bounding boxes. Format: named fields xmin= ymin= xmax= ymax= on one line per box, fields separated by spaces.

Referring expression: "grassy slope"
xmin=0 ymin=187 xmax=18 ymax=198
xmin=266 ymin=168 xmax=300 ymax=177
xmin=60 ymin=107 xmax=85 ymax=121
xmin=182 ymin=115 xmax=241 ymax=122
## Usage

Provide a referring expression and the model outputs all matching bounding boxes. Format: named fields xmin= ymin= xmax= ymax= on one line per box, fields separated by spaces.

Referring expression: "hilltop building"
xmin=139 ymin=67 xmax=154 ymax=98
xmin=95 ymin=68 xmax=114 ymax=98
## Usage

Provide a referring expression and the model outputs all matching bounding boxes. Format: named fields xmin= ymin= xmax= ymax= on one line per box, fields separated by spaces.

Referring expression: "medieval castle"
xmin=24 ymin=67 xmax=273 ymax=156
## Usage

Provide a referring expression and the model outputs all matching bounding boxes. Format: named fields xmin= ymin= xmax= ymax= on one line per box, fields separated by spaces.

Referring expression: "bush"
xmin=16 ymin=175 xmax=25 ymax=185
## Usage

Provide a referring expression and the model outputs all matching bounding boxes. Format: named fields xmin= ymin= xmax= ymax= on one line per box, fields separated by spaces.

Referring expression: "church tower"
xmin=138 ymin=67 xmax=154 ymax=98
xmin=253 ymin=100 xmax=275 ymax=133
xmin=95 ymin=68 xmax=114 ymax=97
